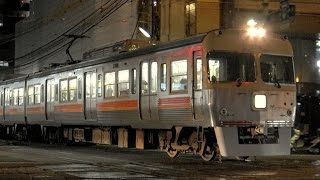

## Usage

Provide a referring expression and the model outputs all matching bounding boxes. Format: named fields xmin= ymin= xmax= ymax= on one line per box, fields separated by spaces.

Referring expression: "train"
xmin=0 ymin=29 xmax=296 ymax=161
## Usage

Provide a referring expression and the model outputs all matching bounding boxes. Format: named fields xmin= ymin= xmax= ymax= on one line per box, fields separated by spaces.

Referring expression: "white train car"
xmin=0 ymin=29 xmax=296 ymax=161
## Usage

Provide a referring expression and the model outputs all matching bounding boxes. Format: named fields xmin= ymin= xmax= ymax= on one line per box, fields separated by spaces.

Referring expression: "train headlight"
xmin=254 ymin=94 xmax=267 ymax=109
xmin=247 ymin=27 xmax=266 ymax=38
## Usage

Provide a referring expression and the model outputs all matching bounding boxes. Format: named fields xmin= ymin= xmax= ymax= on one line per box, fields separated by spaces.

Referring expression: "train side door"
xmin=139 ymin=61 xmax=159 ymax=120
xmin=84 ymin=71 xmax=97 ymax=120
xmin=193 ymin=50 xmax=204 ymax=120
xmin=45 ymin=79 xmax=55 ymax=120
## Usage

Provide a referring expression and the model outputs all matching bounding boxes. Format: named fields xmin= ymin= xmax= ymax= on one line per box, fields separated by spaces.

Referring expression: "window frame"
xmin=104 ymin=71 xmax=116 ymax=98
xmin=131 ymin=68 xmax=137 ymax=94
xmin=160 ymin=63 xmax=167 ymax=92
xmin=59 ymin=77 xmax=78 ymax=103
xmin=117 ymin=69 xmax=130 ymax=97
xmin=170 ymin=59 xmax=188 ymax=93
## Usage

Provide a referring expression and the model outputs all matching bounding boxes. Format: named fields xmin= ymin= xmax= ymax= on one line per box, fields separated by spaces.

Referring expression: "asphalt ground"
xmin=0 ymin=140 xmax=319 ymax=179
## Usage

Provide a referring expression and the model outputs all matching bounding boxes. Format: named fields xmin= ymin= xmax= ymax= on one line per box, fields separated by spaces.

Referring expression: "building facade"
xmin=14 ymin=0 xmax=320 ymax=84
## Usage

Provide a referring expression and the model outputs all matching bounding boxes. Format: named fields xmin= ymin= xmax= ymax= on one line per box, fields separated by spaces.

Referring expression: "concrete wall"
xmin=160 ymin=0 xmax=221 ymax=41
xmin=15 ymin=0 xmax=138 ymax=74
xmin=197 ymin=0 xmax=220 ymax=34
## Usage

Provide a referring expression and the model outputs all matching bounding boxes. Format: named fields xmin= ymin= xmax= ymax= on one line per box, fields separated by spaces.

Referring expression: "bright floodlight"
xmin=139 ymin=27 xmax=151 ymax=38
xmin=317 ymin=60 xmax=320 ymax=67
xmin=247 ymin=19 xmax=257 ymax=27
xmin=247 ymin=27 xmax=266 ymax=38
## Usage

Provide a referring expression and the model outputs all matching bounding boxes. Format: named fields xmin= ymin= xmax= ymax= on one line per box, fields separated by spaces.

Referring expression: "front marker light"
xmin=254 ymin=95 xmax=266 ymax=109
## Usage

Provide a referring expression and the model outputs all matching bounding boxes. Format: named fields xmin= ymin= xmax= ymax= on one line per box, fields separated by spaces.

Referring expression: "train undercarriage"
xmin=0 ymin=123 xmax=289 ymax=161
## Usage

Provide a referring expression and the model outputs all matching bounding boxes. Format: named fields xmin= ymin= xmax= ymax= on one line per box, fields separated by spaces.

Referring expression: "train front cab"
xmin=202 ymin=29 xmax=296 ymax=157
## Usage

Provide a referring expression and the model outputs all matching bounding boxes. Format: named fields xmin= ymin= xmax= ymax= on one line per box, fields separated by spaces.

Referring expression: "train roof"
xmin=0 ymin=29 xmax=293 ymax=85
xmin=0 ymin=33 xmax=206 ymax=85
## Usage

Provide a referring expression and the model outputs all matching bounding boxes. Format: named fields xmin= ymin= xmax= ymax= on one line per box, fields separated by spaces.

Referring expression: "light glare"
xmin=247 ymin=27 xmax=266 ymax=38
xmin=139 ymin=27 xmax=151 ymax=38
xmin=317 ymin=60 xmax=320 ymax=67
xmin=247 ymin=19 xmax=257 ymax=27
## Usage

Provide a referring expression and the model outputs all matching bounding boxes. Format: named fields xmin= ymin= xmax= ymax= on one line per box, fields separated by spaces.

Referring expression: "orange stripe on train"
xmin=97 ymin=100 xmax=138 ymax=111
xmin=26 ymin=106 xmax=45 ymax=114
xmin=7 ymin=108 xmax=24 ymax=115
xmin=158 ymin=97 xmax=191 ymax=109
xmin=54 ymin=104 xmax=83 ymax=113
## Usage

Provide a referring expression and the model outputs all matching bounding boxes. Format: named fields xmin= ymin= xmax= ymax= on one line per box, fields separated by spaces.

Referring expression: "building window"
xmin=118 ymin=70 xmax=129 ymax=97
xmin=160 ymin=63 xmax=167 ymax=91
xmin=171 ymin=60 xmax=188 ymax=92
xmin=0 ymin=61 xmax=9 ymax=67
xmin=104 ymin=72 xmax=116 ymax=98
xmin=185 ymin=1 xmax=196 ymax=36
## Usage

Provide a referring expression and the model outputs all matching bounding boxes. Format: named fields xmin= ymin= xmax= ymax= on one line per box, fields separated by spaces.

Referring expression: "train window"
xmin=0 ymin=92 xmax=2 ymax=106
xmin=171 ymin=60 xmax=188 ymax=92
xmin=131 ymin=69 xmax=136 ymax=94
xmin=151 ymin=62 xmax=157 ymax=93
xmin=69 ymin=78 xmax=77 ymax=102
xmin=196 ymin=58 xmax=202 ymax=90
xmin=118 ymin=70 xmax=129 ymax=97
xmin=46 ymin=79 xmax=55 ymax=103
xmin=35 ymin=85 xmax=41 ymax=104
xmin=78 ymin=78 xmax=82 ymax=99
xmin=60 ymin=79 xmax=68 ymax=102
xmin=160 ymin=63 xmax=167 ymax=91
xmin=104 ymin=72 xmax=116 ymax=98
xmin=28 ymin=86 xmax=34 ymax=105
xmin=54 ymin=84 xmax=58 ymax=101
xmin=13 ymin=89 xmax=18 ymax=106
xmin=7 ymin=89 xmax=13 ymax=105
xmin=260 ymin=55 xmax=294 ymax=84
xmin=97 ymin=74 xmax=102 ymax=97
xmin=208 ymin=52 xmax=255 ymax=82
xmin=18 ymin=88 xmax=24 ymax=106
xmin=141 ymin=62 xmax=149 ymax=94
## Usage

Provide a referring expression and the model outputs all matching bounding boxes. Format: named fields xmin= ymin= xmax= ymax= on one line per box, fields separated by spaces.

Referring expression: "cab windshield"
xmin=260 ymin=55 xmax=294 ymax=84
xmin=207 ymin=52 xmax=255 ymax=83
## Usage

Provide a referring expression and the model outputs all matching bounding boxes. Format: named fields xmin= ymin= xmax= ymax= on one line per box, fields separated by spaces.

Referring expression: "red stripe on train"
xmin=97 ymin=100 xmax=138 ymax=111
xmin=158 ymin=97 xmax=191 ymax=109
xmin=54 ymin=104 xmax=83 ymax=113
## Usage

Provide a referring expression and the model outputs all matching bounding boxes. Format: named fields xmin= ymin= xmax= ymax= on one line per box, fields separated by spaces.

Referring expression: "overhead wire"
xmin=3 ymin=0 xmax=131 ymax=72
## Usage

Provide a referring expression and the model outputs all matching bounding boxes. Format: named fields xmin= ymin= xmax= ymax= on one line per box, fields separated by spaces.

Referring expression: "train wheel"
xmin=166 ymin=147 xmax=179 ymax=158
xmin=200 ymin=141 xmax=217 ymax=161
xmin=200 ymin=144 xmax=216 ymax=161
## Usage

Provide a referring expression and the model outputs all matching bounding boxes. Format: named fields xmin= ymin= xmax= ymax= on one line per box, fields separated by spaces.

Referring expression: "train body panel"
xmin=0 ymin=29 xmax=296 ymax=158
